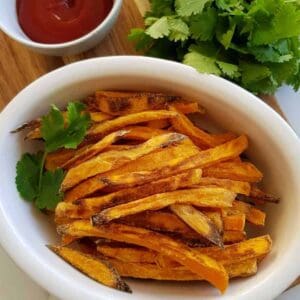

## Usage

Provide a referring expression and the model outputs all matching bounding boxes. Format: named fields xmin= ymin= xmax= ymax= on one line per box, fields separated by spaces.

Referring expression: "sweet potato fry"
xmin=172 ymin=101 xmax=201 ymax=114
xmin=63 ymin=139 xmax=199 ymax=202
xmin=64 ymin=135 xmax=246 ymax=202
xmin=61 ymin=234 xmax=78 ymax=246
xmin=47 ymin=245 xmax=131 ymax=292
xmin=223 ymin=231 xmax=246 ymax=244
xmin=232 ymin=201 xmax=266 ymax=226
xmin=55 ymin=169 xmax=202 ymax=219
xmin=62 ymin=130 xmax=129 ymax=169
xmin=170 ymin=204 xmax=223 ymax=247
xmin=89 ymin=112 xmax=113 ymax=123
xmin=119 ymin=211 xmax=199 ymax=239
xmin=122 ymin=126 xmax=168 ymax=140
xmin=108 ymin=258 xmax=257 ymax=280
xmin=146 ymin=119 xmax=170 ymax=129
xmin=91 ymin=187 xmax=236 ymax=225
xmin=94 ymin=91 xmax=183 ymax=115
xmin=203 ymin=161 xmax=263 ymax=182
xmin=61 ymin=132 xmax=187 ymax=191
xmin=169 ymin=105 xmax=235 ymax=148
xmin=223 ymin=214 xmax=246 ymax=231
xmin=249 ymin=186 xmax=280 ymax=204
xmin=57 ymin=221 xmax=229 ymax=292
xmin=169 ymin=105 xmax=216 ymax=148
xmin=87 ymin=110 xmax=178 ymax=139
xmin=194 ymin=177 xmax=251 ymax=195
xmin=204 ymin=211 xmax=223 ymax=233
xmin=197 ymin=235 xmax=272 ymax=265
xmin=45 ymin=148 xmax=78 ymax=171
xmin=97 ymin=245 xmax=178 ymax=267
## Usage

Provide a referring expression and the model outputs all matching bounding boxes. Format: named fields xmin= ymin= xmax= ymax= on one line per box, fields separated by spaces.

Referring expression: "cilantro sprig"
xmin=129 ymin=0 xmax=300 ymax=94
xmin=15 ymin=102 xmax=91 ymax=210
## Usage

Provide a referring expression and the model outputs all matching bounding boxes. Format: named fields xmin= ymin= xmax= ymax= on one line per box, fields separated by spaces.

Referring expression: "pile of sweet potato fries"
xmin=24 ymin=91 xmax=278 ymax=294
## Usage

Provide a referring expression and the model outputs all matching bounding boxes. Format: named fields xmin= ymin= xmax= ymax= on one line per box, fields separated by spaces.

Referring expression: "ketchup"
xmin=17 ymin=0 xmax=113 ymax=44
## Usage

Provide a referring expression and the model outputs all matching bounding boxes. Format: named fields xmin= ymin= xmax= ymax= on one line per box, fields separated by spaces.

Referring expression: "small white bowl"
xmin=0 ymin=0 xmax=122 ymax=56
xmin=0 ymin=56 xmax=300 ymax=300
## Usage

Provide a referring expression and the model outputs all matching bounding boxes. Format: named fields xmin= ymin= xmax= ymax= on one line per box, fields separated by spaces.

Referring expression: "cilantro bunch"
xmin=129 ymin=0 xmax=300 ymax=94
xmin=15 ymin=102 xmax=91 ymax=210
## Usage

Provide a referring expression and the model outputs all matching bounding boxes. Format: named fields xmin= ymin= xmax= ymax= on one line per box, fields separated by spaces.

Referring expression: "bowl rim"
xmin=0 ymin=0 xmax=123 ymax=49
xmin=0 ymin=56 xmax=300 ymax=300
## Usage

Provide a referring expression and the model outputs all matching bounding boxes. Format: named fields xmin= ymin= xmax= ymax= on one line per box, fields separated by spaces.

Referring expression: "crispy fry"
xmin=169 ymin=105 xmax=235 ymax=148
xmin=62 ymin=133 xmax=187 ymax=191
xmin=169 ymin=105 xmax=216 ymax=148
xmin=64 ymin=135 xmax=246 ymax=202
xmin=47 ymin=245 xmax=131 ymax=292
xmin=203 ymin=161 xmax=263 ymax=182
xmin=119 ymin=211 xmax=199 ymax=239
xmin=61 ymin=234 xmax=78 ymax=246
xmin=122 ymin=126 xmax=168 ymax=140
xmin=232 ymin=201 xmax=266 ymax=226
xmin=249 ymin=186 xmax=280 ymax=204
xmin=223 ymin=214 xmax=246 ymax=231
xmin=147 ymin=119 xmax=170 ymax=129
xmin=57 ymin=221 xmax=229 ymax=292
xmin=94 ymin=91 xmax=182 ymax=115
xmin=91 ymin=187 xmax=236 ymax=225
xmin=56 ymin=169 xmax=203 ymax=219
xmin=223 ymin=231 xmax=246 ymax=244
xmin=196 ymin=235 xmax=272 ymax=265
xmin=89 ymin=112 xmax=113 ymax=123
xmin=25 ymin=127 xmax=41 ymax=140
xmin=87 ymin=110 xmax=178 ymax=139
xmin=45 ymin=148 xmax=78 ymax=171
xmin=170 ymin=204 xmax=223 ymax=247
xmin=62 ymin=130 xmax=129 ymax=169
xmin=204 ymin=211 xmax=223 ymax=233
xmin=172 ymin=101 xmax=201 ymax=114
xmin=97 ymin=246 xmax=178 ymax=267
xmin=110 ymin=258 xmax=257 ymax=280
xmin=194 ymin=177 xmax=251 ymax=195
xmin=63 ymin=139 xmax=199 ymax=202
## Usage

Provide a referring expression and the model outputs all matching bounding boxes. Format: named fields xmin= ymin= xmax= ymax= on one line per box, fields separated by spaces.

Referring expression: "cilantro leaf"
xmin=128 ymin=28 xmax=153 ymax=51
xmin=147 ymin=0 xmax=174 ymax=17
xmin=175 ymin=0 xmax=211 ymax=17
xmin=15 ymin=152 xmax=43 ymax=202
xmin=15 ymin=152 xmax=65 ymax=210
xmin=36 ymin=169 xmax=65 ymax=210
xmin=167 ymin=17 xmax=190 ymax=42
xmin=146 ymin=16 xmax=170 ymax=39
xmin=41 ymin=102 xmax=90 ymax=153
xmin=240 ymin=61 xmax=271 ymax=85
xmin=183 ymin=45 xmax=221 ymax=75
xmin=129 ymin=0 xmax=300 ymax=94
xmin=189 ymin=8 xmax=218 ymax=41
xmin=217 ymin=61 xmax=241 ymax=79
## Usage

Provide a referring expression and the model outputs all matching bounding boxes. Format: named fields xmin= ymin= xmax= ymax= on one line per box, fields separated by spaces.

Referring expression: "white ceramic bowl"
xmin=0 ymin=56 xmax=300 ymax=300
xmin=0 ymin=0 xmax=122 ymax=56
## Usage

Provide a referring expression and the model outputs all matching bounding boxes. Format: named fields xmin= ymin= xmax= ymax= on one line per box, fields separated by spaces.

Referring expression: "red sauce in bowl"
xmin=17 ymin=0 xmax=113 ymax=44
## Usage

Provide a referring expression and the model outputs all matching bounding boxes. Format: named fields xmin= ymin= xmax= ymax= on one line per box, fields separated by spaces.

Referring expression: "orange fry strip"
xmin=48 ymin=245 xmax=131 ymax=292
xmin=194 ymin=177 xmax=251 ymax=195
xmin=57 ymin=221 xmax=229 ymax=293
xmin=64 ymin=135 xmax=247 ymax=202
xmin=87 ymin=110 xmax=178 ymax=138
xmin=223 ymin=231 xmax=246 ymax=244
xmin=61 ymin=132 xmax=187 ymax=191
xmin=55 ymin=169 xmax=202 ymax=219
xmin=223 ymin=214 xmax=246 ymax=231
xmin=109 ymin=258 xmax=257 ymax=280
xmin=203 ymin=161 xmax=263 ymax=183
xmin=91 ymin=187 xmax=236 ymax=225
xmin=170 ymin=204 xmax=223 ymax=247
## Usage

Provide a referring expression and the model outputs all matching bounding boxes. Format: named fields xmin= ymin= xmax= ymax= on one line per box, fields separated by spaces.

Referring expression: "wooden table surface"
xmin=0 ymin=0 xmax=298 ymax=292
